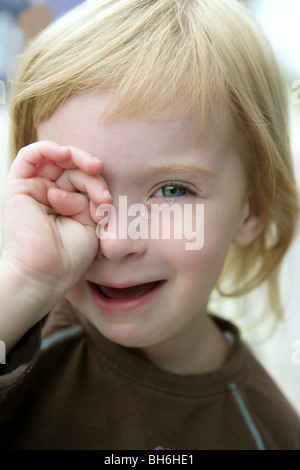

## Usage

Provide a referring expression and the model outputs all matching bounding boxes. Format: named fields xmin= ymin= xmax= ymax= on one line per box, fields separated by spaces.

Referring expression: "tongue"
xmin=99 ymin=282 xmax=159 ymax=300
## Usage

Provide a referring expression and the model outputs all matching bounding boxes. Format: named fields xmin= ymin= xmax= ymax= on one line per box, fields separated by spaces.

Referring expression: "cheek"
xmin=148 ymin=202 xmax=205 ymax=252
xmin=163 ymin=206 xmax=236 ymax=289
xmin=160 ymin=234 xmax=225 ymax=287
xmin=177 ymin=239 xmax=226 ymax=278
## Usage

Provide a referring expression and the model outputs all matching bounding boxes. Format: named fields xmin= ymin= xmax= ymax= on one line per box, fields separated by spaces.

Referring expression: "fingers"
xmin=8 ymin=140 xmax=112 ymax=226
xmin=47 ymin=189 xmax=93 ymax=225
xmin=55 ymin=169 xmax=111 ymax=202
xmin=9 ymin=141 xmax=104 ymax=180
xmin=37 ymin=145 xmax=105 ymax=178
xmin=50 ymin=169 xmax=112 ymax=223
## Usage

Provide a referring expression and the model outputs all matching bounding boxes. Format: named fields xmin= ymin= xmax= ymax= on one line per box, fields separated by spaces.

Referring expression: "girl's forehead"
xmin=38 ymin=89 xmax=242 ymax=189
xmin=40 ymin=89 xmax=234 ymax=157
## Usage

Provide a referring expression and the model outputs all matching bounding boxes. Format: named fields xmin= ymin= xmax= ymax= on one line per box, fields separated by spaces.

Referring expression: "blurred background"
xmin=0 ymin=0 xmax=299 ymax=413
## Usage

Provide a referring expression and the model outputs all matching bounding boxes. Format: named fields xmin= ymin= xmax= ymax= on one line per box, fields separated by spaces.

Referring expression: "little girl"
xmin=0 ymin=0 xmax=299 ymax=450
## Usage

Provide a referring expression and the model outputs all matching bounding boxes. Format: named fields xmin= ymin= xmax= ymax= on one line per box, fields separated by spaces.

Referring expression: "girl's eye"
xmin=154 ymin=184 xmax=192 ymax=198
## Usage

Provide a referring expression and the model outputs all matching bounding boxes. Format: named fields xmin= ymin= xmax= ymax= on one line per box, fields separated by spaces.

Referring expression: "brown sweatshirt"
xmin=0 ymin=299 xmax=299 ymax=450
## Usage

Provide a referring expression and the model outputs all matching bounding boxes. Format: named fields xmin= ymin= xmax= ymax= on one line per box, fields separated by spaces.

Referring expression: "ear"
xmin=233 ymin=193 xmax=266 ymax=247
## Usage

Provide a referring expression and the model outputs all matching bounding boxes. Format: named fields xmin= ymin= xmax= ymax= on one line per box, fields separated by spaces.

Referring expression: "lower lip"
xmin=88 ymin=281 xmax=166 ymax=314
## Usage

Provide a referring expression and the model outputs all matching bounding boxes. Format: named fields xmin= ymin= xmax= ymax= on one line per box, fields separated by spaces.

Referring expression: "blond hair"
xmin=9 ymin=0 xmax=299 ymax=320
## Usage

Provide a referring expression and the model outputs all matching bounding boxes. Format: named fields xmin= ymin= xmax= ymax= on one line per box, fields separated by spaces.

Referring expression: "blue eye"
xmin=154 ymin=184 xmax=192 ymax=198
xmin=161 ymin=185 xmax=187 ymax=198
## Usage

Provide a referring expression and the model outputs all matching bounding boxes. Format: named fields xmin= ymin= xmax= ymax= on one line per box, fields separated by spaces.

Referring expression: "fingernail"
xmin=57 ymin=189 xmax=68 ymax=198
xmin=103 ymin=190 xmax=112 ymax=200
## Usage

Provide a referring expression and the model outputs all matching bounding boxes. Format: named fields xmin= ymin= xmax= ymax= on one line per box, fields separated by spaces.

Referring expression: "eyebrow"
xmin=147 ymin=164 xmax=217 ymax=180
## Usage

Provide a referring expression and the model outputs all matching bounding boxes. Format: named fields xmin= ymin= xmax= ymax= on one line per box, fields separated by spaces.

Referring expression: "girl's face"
xmin=38 ymin=90 xmax=252 ymax=373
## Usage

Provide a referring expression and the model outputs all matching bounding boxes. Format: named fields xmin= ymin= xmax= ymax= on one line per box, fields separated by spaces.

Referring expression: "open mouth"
xmin=97 ymin=281 xmax=161 ymax=300
xmin=89 ymin=280 xmax=165 ymax=313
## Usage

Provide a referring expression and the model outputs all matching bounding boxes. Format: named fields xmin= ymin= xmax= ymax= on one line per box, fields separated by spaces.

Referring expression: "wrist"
xmin=0 ymin=254 xmax=63 ymax=352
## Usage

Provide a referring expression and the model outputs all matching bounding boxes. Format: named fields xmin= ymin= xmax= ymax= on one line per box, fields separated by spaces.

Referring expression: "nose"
xmin=98 ymin=236 xmax=147 ymax=262
xmin=96 ymin=201 xmax=148 ymax=262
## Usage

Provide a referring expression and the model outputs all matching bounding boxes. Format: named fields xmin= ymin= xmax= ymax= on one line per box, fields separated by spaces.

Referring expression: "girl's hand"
xmin=1 ymin=141 xmax=112 ymax=298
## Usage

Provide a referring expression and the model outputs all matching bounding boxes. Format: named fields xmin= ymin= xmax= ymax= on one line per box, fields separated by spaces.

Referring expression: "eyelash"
xmin=151 ymin=182 xmax=197 ymax=199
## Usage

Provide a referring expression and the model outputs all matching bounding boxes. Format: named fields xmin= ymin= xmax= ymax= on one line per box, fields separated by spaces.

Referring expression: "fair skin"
xmin=0 ymin=90 xmax=263 ymax=374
